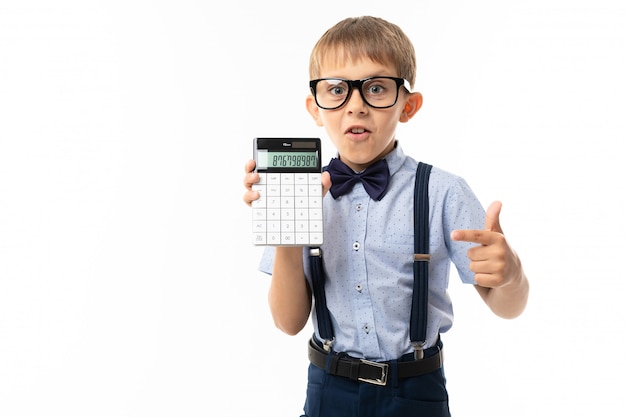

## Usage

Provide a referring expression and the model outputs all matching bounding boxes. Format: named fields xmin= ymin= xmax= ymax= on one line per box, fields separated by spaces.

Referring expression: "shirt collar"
xmin=383 ymin=140 xmax=406 ymax=177
xmin=331 ymin=140 xmax=406 ymax=176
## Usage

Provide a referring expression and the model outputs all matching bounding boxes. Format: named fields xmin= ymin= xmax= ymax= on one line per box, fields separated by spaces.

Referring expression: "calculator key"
xmin=267 ymin=233 xmax=280 ymax=244
xmin=295 ymin=197 xmax=308 ymax=208
xmin=310 ymin=220 xmax=323 ymax=233
xmin=294 ymin=184 xmax=308 ymax=196
xmin=281 ymin=219 xmax=294 ymax=231
xmin=252 ymin=209 xmax=267 ymax=221
xmin=267 ymin=221 xmax=280 ymax=233
xmin=296 ymin=220 xmax=309 ymax=231
xmin=253 ymin=233 xmax=267 ymax=245
xmin=295 ymin=173 xmax=308 ymax=184
xmin=309 ymin=184 xmax=322 ymax=196
xmin=296 ymin=233 xmax=310 ymax=244
xmin=308 ymin=173 xmax=322 ymax=182
xmin=267 ymin=185 xmax=280 ymax=196
xmin=296 ymin=208 xmax=308 ymax=220
xmin=267 ymin=173 xmax=281 ymax=184
xmin=281 ymin=232 xmax=295 ymax=245
xmin=252 ymin=220 xmax=266 ymax=232
xmin=309 ymin=233 xmax=323 ymax=245
xmin=267 ymin=197 xmax=280 ymax=209
xmin=281 ymin=197 xmax=294 ymax=208
xmin=309 ymin=208 xmax=323 ymax=221
xmin=281 ymin=184 xmax=294 ymax=196
xmin=309 ymin=196 xmax=322 ymax=208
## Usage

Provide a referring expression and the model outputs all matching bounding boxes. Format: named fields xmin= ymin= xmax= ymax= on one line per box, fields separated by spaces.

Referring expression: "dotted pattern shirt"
xmin=259 ymin=143 xmax=485 ymax=361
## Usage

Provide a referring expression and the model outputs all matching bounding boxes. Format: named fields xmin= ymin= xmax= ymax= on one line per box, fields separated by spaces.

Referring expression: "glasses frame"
xmin=309 ymin=76 xmax=411 ymax=110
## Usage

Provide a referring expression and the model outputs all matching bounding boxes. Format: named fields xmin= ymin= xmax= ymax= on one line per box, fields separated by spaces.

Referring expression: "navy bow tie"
xmin=326 ymin=157 xmax=390 ymax=200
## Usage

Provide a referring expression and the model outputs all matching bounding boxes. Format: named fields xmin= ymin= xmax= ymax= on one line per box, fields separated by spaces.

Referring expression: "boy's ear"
xmin=399 ymin=92 xmax=423 ymax=123
xmin=306 ymin=95 xmax=324 ymax=126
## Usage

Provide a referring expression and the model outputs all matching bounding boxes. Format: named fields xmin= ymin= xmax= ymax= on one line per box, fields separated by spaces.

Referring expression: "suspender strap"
xmin=309 ymin=247 xmax=334 ymax=345
xmin=410 ymin=162 xmax=432 ymax=353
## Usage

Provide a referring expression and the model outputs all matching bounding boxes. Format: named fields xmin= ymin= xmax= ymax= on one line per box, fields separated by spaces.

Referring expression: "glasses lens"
xmin=314 ymin=79 xmax=350 ymax=109
xmin=360 ymin=78 xmax=400 ymax=108
xmin=313 ymin=78 xmax=401 ymax=109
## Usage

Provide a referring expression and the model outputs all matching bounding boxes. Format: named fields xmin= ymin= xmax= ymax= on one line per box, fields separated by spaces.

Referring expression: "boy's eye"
xmin=367 ymin=85 xmax=383 ymax=94
xmin=364 ymin=81 xmax=387 ymax=95
xmin=329 ymin=85 xmax=348 ymax=96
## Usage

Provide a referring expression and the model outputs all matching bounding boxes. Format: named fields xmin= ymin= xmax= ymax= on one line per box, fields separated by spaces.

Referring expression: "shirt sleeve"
xmin=258 ymin=246 xmax=275 ymax=275
xmin=442 ymin=176 xmax=486 ymax=284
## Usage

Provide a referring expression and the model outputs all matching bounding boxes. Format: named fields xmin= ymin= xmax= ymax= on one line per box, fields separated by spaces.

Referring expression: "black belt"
xmin=308 ymin=338 xmax=443 ymax=386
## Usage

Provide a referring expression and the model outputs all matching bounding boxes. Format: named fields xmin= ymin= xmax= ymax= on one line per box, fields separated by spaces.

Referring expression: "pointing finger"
xmin=485 ymin=200 xmax=503 ymax=233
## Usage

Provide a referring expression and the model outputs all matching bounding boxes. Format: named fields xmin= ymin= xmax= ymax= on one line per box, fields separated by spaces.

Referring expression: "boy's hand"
xmin=450 ymin=201 xmax=523 ymax=289
xmin=243 ymin=159 xmax=260 ymax=207
xmin=242 ymin=160 xmax=332 ymax=206
xmin=320 ymin=170 xmax=332 ymax=197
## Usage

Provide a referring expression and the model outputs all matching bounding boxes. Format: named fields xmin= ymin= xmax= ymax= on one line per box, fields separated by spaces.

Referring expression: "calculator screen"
xmin=253 ymin=138 xmax=322 ymax=173
xmin=256 ymin=150 xmax=318 ymax=169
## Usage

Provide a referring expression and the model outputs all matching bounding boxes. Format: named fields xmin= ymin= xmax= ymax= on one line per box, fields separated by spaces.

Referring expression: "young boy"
xmin=243 ymin=16 xmax=529 ymax=417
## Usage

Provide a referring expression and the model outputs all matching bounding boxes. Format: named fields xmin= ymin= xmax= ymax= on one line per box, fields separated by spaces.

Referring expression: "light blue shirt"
xmin=259 ymin=142 xmax=485 ymax=361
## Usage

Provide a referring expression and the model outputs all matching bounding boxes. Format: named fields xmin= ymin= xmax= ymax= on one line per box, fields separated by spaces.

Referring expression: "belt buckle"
xmin=357 ymin=359 xmax=389 ymax=386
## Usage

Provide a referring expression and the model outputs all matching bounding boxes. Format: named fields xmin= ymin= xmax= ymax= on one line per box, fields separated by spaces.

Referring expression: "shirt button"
xmin=363 ymin=324 xmax=370 ymax=334
xmin=356 ymin=203 xmax=363 ymax=211
xmin=352 ymin=242 xmax=360 ymax=251
xmin=355 ymin=284 xmax=363 ymax=292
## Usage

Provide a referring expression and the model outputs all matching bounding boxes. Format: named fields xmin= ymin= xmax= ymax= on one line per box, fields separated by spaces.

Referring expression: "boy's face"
xmin=306 ymin=57 xmax=422 ymax=172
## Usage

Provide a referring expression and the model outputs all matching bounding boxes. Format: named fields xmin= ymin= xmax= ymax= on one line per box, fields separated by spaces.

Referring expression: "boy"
xmin=243 ymin=16 xmax=529 ymax=417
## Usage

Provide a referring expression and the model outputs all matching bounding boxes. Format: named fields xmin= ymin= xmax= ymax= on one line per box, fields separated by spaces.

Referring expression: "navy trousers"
xmin=300 ymin=343 xmax=450 ymax=417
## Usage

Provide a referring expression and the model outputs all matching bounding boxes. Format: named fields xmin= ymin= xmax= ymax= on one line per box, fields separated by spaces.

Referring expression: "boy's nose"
xmin=345 ymin=87 xmax=368 ymax=112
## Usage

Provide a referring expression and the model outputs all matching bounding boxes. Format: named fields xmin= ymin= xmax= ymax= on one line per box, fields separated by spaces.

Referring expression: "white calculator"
xmin=252 ymin=138 xmax=324 ymax=246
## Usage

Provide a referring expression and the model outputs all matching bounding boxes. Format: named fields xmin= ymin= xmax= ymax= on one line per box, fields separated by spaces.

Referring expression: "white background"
xmin=1 ymin=0 xmax=624 ymax=416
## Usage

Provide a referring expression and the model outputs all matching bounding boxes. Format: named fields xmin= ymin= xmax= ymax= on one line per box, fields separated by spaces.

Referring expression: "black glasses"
xmin=309 ymin=76 xmax=411 ymax=110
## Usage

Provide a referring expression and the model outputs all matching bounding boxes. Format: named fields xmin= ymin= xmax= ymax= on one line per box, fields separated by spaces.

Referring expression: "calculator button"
xmin=253 ymin=233 xmax=266 ymax=245
xmin=267 ymin=233 xmax=280 ymax=244
xmin=309 ymin=220 xmax=323 ymax=233
xmin=267 ymin=197 xmax=280 ymax=209
xmin=309 ymin=233 xmax=323 ymax=245
xmin=296 ymin=233 xmax=309 ymax=244
xmin=281 ymin=232 xmax=295 ymax=245
xmin=296 ymin=220 xmax=309 ymax=231
xmin=309 ymin=208 xmax=323 ymax=221
xmin=281 ymin=197 xmax=294 ymax=208
xmin=296 ymin=208 xmax=308 ymax=220
xmin=252 ymin=209 xmax=267 ymax=221
xmin=267 ymin=220 xmax=280 ymax=233
xmin=267 ymin=185 xmax=280 ymax=196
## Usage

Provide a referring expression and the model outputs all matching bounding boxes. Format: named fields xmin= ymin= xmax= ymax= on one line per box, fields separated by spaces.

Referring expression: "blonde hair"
xmin=309 ymin=16 xmax=417 ymax=88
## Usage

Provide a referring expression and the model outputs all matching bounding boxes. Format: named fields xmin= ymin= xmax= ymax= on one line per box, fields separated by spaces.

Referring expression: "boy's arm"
xmin=268 ymin=247 xmax=312 ymax=335
xmin=243 ymin=159 xmax=332 ymax=335
xmin=451 ymin=201 xmax=529 ymax=319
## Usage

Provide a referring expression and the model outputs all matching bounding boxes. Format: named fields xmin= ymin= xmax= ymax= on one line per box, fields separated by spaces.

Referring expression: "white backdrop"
xmin=1 ymin=0 xmax=624 ymax=416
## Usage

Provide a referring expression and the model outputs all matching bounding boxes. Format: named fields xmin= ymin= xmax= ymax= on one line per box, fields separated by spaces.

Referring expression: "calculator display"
xmin=257 ymin=151 xmax=318 ymax=169
xmin=253 ymin=138 xmax=322 ymax=173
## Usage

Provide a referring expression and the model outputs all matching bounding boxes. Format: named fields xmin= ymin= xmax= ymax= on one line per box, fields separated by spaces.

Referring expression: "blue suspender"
xmin=309 ymin=247 xmax=333 ymax=347
xmin=309 ymin=162 xmax=433 ymax=355
xmin=411 ymin=162 xmax=432 ymax=359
